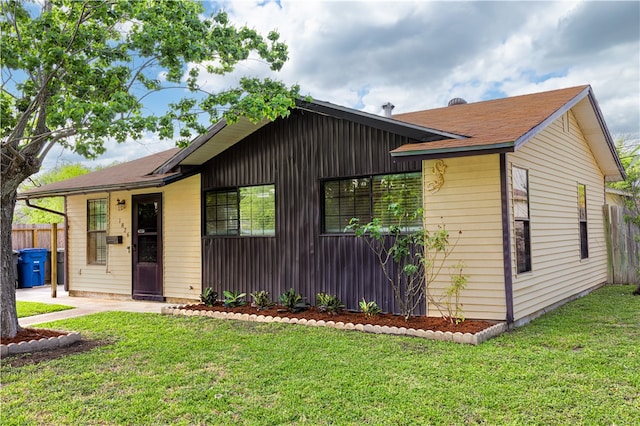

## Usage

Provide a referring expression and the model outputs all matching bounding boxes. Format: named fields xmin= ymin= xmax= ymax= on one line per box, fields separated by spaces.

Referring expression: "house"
xmin=390 ymin=85 xmax=624 ymax=324
xmin=19 ymin=85 xmax=625 ymax=326
xmin=18 ymin=149 xmax=203 ymax=302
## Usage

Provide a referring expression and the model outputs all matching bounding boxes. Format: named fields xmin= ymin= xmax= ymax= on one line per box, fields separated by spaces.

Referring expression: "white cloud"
xmin=47 ymin=0 xmax=640 ymax=171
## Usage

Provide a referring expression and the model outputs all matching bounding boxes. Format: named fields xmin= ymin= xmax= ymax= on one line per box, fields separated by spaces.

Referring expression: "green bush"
xmin=200 ymin=288 xmax=218 ymax=307
xmin=250 ymin=290 xmax=274 ymax=310
xmin=223 ymin=290 xmax=247 ymax=308
xmin=359 ymin=298 xmax=382 ymax=318
xmin=279 ymin=288 xmax=308 ymax=313
xmin=316 ymin=292 xmax=345 ymax=314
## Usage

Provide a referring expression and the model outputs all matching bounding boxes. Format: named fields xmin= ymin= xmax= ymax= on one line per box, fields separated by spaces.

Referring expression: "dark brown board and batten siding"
xmin=201 ymin=109 xmax=424 ymax=314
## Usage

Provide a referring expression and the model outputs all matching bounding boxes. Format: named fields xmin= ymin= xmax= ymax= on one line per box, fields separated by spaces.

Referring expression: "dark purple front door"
xmin=132 ymin=193 xmax=163 ymax=301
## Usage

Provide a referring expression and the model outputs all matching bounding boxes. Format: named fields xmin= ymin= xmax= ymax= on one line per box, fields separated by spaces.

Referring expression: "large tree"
xmin=1 ymin=0 xmax=299 ymax=338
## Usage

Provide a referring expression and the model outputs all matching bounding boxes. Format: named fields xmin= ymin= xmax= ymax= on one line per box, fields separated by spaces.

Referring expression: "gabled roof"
xmin=19 ymin=148 xmax=182 ymax=199
xmin=390 ymin=85 xmax=624 ymax=181
xmin=156 ymin=98 xmax=462 ymax=172
xmin=20 ymin=85 xmax=625 ymax=200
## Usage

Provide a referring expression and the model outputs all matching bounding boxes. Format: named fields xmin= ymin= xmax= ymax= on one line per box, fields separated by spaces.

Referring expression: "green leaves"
xmin=2 ymin=0 xmax=298 ymax=161
xmin=279 ymin=288 xmax=308 ymax=313
xmin=200 ymin=288 xmax=218 ymax=307
xmin=250 ymin=290 xmax=275 ymax=310
xmin=223 ymin=290 xmax=247 ymax=308
xmin=348 ymin=206 xmax=464 ymax=321
xmin=316 ymin=293 xmax=345 ymax=315
xmin=359 ymin=298 xmax=382 ymax=318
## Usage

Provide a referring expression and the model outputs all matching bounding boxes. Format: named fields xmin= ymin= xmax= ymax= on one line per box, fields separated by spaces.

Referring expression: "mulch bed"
xmin=181 ymin=303 xmax=497 ymax=334
xmin=1 ymin=328 xmax=67 ymax=345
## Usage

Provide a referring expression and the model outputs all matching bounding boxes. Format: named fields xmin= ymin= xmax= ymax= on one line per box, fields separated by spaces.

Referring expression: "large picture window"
xmin=87 ymin=199 xmax=107 ymax=265
xmin=578 ymin=183 xmax=588 ymax=259
xmin=205 ymin=184 xmax=275 ymax=236
xmin=513 ymin=166 xmax=531 ymax=273
xmin=323 ymin=172 xmax=422 ymax=233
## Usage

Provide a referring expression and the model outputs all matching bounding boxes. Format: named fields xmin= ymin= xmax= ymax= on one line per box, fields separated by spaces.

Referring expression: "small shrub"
xmin=200 ymin=288 xmax=218 ymax=307
xmin=359 ymin=298 xmax=382 ymax=318
xmin=223 ymin=290 xmax=247 ymax=308
xmin=279 ymin=288 xmax=308 ymax=313
xmin=250 ymin=290 xmax=274 ymax=310
xmin=316 ymin=292 xmax=345 ymax=314
xmin=432 ymin=262 xmax=468 ymax=324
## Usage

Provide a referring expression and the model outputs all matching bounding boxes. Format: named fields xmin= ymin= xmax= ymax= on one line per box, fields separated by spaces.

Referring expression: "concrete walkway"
xmin=16 ymin=285 xmax=173 ymax=327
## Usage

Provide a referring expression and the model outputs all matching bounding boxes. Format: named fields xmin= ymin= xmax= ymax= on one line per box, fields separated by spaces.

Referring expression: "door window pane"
xmin=137 ymin=235 xmax=158 ymax=263
xmin=137 ymin=201 xmax=158 ymax=233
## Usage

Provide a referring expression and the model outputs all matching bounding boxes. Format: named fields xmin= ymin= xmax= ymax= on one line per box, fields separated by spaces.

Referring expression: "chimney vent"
xmin=382 ymin=102 xmax=395 ymax=117
xmin=448 ymin=97 xmax=467 ymax=107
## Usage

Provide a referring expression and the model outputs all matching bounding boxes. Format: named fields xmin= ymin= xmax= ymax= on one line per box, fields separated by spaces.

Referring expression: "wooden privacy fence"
xmin=605 ymin=205 xmax=640 ymax=285
xmin=12 ymin=224 xmax=66 ymax=286
xmin=12 ymin=223 xmax=65 ymax=251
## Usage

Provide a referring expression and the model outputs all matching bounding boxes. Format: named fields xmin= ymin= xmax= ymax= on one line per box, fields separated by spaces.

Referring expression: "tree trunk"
xmin=1 ymin=188 xmax=21 ymax=339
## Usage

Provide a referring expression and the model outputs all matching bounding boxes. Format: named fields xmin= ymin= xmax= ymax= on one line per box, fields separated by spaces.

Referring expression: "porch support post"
xmin=51 ymin=222 xmax=57 ymax=298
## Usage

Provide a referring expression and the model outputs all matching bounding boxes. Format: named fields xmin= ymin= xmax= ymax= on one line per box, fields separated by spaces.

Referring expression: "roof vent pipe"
xmin=448 ymin=97 xmax=467 ymax=106
xmin=381 ymin=102 xmax=395 ymax=117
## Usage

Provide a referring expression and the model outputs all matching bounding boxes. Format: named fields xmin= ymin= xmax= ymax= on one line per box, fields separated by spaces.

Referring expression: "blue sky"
xmin=43 ymin=0 xmax=640 ymax=171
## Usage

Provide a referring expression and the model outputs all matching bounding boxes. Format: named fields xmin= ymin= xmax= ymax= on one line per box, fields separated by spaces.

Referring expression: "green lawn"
xmin=2 ymin=285 xmax=638 ymax=425
xmin=16 ymin=301 xmax=74 ymax=318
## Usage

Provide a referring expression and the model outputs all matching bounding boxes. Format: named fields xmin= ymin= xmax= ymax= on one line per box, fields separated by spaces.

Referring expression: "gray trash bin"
xmin=57 ymin=248 xmax=64 ymax=285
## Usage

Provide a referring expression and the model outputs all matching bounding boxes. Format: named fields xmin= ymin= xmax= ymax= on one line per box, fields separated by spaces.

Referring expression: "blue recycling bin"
xmin=18 ymin=248 xmax=48 ymax=288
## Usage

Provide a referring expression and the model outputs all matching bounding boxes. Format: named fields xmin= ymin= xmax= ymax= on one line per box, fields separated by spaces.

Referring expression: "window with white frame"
xmin=513 ymin=167 xmax=531 ymax=273
xmin=578 ymin=183 xmax=588 ymax=259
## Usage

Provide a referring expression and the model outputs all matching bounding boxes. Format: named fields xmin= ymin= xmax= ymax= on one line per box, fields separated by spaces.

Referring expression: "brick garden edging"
xmin=161 ymin=306 xmax=507 ymax=345
xmin=0 ymin=331 xmax=82 ymax=358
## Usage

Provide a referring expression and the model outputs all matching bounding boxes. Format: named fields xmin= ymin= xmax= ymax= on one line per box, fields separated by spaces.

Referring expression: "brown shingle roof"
xmin=19 ymin=148 xmax=182 ymax=198
xmin=391 ymin=85 xmax=590 ymax=155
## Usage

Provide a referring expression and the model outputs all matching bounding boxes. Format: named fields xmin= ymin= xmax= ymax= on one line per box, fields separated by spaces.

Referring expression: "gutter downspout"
xmin=24 ymin=199 xmax=68 ymax=296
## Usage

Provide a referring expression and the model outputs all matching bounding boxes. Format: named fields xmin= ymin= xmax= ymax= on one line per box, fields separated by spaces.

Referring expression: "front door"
xmin=132 ymin=193 xmax=164 ymax=301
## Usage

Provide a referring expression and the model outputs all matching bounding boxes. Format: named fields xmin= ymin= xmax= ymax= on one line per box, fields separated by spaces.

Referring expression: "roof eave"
xmin=17 ymin=174 xmax=179 ymax=200
xmin=390 ymin=141 xmax=515 ymax=161
xmin=154 ymin=120 xmax=229 ymax=173
xmin=513 ymin=86 xmax=625 ymax=182
xmin=585 ymin=89 xmax=626 ymax=181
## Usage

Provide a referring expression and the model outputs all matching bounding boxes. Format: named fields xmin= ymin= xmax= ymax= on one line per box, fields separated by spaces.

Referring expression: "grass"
xmin=16 ymin=301 xmax=74 ymax=318
xmin=2 ymin=285 xmax=638 ymax=425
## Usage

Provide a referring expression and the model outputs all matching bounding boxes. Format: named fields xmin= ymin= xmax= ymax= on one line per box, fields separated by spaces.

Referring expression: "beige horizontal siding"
xmin=509 ymin=111 xmax=607 ymax=321
xmin=66 ymin=193 xmax=130 ymax=296
xmin=162 ymin=175 xmax=201 ymax=301
xmin=64 ymin=175 xmax=202 ymax=301
xmin=423 ymin=154 xmax=506 ymax=321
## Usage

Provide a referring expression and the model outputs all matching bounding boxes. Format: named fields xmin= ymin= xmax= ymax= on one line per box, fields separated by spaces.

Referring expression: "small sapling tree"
xmin=347 ymin=204 xmax=462 ymax=320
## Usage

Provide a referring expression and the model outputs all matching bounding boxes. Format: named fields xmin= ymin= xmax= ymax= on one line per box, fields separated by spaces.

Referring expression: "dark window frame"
xmin=321 ymin=171 xmax=423 ymax=235
xmin=87 ymin=198 xmax=107 ymax=265
xmin=578 ymin=183 xmax=588 ymax=259
xmin=513 ymin=166 xmax=531 ymax=274
xmin=203 ymin=184 xmax=276 ymax=237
